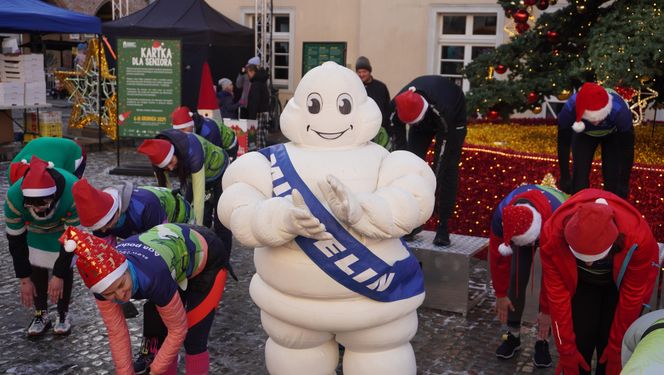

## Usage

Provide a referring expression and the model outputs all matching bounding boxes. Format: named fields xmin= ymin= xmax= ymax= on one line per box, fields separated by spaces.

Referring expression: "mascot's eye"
xmin=337 ymin=93 xmax=353 ymax=115
xmin=307 ymin=93 xmax=322 ymax=114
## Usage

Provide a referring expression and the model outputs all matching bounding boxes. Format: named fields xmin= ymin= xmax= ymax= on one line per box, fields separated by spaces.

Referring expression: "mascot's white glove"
xmin=284 ymin=189 xmax=333 ymax=241
xmin=318 ymin=175 xmax=363 ymax=226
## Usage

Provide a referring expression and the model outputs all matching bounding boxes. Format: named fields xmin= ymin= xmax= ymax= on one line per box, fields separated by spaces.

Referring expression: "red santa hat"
xmin=59 ymin=226 xmax=128 ymax=294
xmin=572 ymin=82 xmax=612 ymax=133
xmin=9 ymin=159 xmax=30 ymax=185
xmin=198 ymin=62 xmax=219 ymax=112
xmin=171 ymin=106 xmax=194 ymax=129
xmin=564 ymin=198 xmax=618 ymax=262
xmin=21 ymin=156 xmax=56 ymax=197
xmin=498 ymin=204 xmax=542 ymax=256
xmin=137 ymin=139 xmax=175 ymax=168
xmin=394 ymin=87 xmax=429 ymax=124
xmin=72 ymin=179 xmax=119 ymax=231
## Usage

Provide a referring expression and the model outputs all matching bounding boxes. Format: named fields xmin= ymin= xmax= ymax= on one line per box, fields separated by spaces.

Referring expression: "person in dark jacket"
xmin=557 ymin=82 xmax=633 ymax=198
xmin=391 ymin=76 xmax=467 ymax=246
xmin=217 ymin=78 xmax=240 ymax=120
xmin=356 ymin=56 xmax=391 ymax=149
xmin=247 ymin=64 xmax=270 ymax=149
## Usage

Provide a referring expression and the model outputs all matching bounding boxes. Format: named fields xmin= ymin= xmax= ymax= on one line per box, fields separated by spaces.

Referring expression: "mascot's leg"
xmin=261 ymin=310 xmax=338 ymax=375
xmin=337 ymin=310 xmax=418 ymax=375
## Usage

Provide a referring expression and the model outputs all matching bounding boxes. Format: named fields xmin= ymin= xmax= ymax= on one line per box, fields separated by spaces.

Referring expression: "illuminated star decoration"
xmin=55 ymin=38 xmax=118 ymax=140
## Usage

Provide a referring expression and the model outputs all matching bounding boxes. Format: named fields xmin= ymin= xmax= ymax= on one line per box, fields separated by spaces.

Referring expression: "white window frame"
xmin=240 ymin=8 xmax=295 ymax=91
xmin=427 ymin=4 xmax=504 ymax=92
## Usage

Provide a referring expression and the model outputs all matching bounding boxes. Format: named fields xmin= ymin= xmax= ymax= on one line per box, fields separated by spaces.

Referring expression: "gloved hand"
xmin=318 ymin=175 xmax=362 ymax=226
xmin=555 ymin=350 xmax=590 ymax=375
xmin=284 ymin=190 xmax=332 ymax=241
xmin=599 ymin=347 xmax=622 ymax=375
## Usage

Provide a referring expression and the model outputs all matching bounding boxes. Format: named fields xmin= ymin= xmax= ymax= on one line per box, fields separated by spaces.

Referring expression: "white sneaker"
xmin=53 ymin=312 xmax=71 ymax=335
xmin=27 ymin=310 xmax=51 ymax=337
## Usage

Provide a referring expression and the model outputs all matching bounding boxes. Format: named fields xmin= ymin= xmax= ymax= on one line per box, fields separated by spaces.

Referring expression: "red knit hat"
xmin=572 ymin=82 xmax=612 ymax=133
xmin=171 ymin=106 xmax=194 ymax=129
xmin=198 ymin=62 xmax=219 ymax=111
xmin=59 ymin=226 xmax=128 ymax=294
xmin=498 ymin=204 xmax=542 ymax=256
xmin=72 ymin=179 xmax=119 ymax=231
xmin=564 ymin=198 xmax=618 ymax=262
xmin=9 ymin=159 xmax=30 ymax=185
xmin=137 ymin=139 xmax=175 ymax=168
xmin=21 ymin=156 xmax=56 ymax=197
xmin=394 ymin=87 xmax=429 ymax=124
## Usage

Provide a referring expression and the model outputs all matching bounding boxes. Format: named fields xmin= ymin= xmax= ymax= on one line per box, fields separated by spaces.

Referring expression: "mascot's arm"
xmin=219 ymin=152 xmax=329 ymax=247
xmin=326 ymin=150 xmax=435 ymax=239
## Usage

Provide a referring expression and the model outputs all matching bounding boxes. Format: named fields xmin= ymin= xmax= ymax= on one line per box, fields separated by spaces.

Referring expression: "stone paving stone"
xmin=0 ymin=150 xmax=557 ymax=374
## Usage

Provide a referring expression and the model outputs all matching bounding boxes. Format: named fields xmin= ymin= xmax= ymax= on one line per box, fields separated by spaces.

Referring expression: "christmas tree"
xmin=464 ymin=0 xmax=664 ymax=120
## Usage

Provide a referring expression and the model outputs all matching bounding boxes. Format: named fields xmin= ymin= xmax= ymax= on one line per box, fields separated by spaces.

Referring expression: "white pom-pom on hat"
xmin=498 ymin=243 xmax=513 ymax=256
xmin=572 ymin=121 xmax=585 ymax=133
xmin=47 ymin=161 xmax=55 ymax=169
xmin=64 ymin=239 xmax=77 ymax=253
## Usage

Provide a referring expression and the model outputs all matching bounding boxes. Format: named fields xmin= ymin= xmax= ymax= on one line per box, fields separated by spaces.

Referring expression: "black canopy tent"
xmin=102 ymin=0 xmax=254 ymax=109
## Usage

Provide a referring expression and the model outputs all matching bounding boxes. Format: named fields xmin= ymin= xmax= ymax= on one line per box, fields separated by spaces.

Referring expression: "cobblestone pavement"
xmin=0 ymin=150 xmax=558 ymax=375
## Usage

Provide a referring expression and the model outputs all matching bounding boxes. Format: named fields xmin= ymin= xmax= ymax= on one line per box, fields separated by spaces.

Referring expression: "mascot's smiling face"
xmin=280 ymin=61 xmax=381 ymax=148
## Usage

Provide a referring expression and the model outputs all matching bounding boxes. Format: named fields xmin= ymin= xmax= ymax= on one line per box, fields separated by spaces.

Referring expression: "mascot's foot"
xmin=265 ymin=337 xmax=338 ymax=375
xmin=342 ymin=343 xmax=417 ymax=375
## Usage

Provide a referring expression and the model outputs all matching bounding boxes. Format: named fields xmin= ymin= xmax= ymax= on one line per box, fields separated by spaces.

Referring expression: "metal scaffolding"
xmin=254 ymin=0 xmax=273 ymax=73
xmin=111 ymin=0 xmax=130 ymax=20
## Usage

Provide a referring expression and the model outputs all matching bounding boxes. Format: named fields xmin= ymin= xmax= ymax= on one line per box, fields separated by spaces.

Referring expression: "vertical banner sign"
xmin=117 ymin=39 xmax=181 ymax=138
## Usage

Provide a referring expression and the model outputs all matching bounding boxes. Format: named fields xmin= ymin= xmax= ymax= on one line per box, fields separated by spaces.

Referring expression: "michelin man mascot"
xmin=218 ymin=61 xmax=436 ymax=375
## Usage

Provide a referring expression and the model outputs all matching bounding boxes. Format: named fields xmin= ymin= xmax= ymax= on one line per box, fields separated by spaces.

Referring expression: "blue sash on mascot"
xmin=258 ymin=144 xmax=424 ymax=302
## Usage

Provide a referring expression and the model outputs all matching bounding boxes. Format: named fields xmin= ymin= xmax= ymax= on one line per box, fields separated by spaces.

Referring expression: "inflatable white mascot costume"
xmin=218 ymin=61 xmax=436 ymax=375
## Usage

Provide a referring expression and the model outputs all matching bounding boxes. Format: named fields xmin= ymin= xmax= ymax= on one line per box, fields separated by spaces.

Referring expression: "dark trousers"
xmin=571 ymin=130 xmax=634 ymax=199
xmin=507 ymin=246 xmax=536 ymax=328
xmin=408 ymin=125 xmax=467 ymax=234
xmin=31 ymin=266 xmax=74 ymax=314
xmin=143 ymin=226 xmax=228 ymax=355
xmin=204 ymin=178 xmax=233 ymax=254
xmin=571 ymin=280 xmax=619 ymax=375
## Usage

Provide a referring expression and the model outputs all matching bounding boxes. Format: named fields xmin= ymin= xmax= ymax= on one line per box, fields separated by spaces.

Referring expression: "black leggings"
xmin=31 ymin=266 xmax=74 ymax=314
xmin=571 ymin=130 xmax=634 ymax=199
xmin=143 ymin=226 xmax=228 ymax=355
xmin=507 ymin=246 xmax=536 ymax=328
xmin=408 ymin=126 xmax=467 ymax=234
xmin=203 ymin=179 xmax=233 ymax=254
xmin=571 ymin=280 xmax=618 ymax=375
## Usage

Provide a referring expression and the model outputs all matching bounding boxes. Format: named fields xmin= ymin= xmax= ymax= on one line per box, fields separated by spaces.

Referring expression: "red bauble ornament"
xmin=527 ymin=91 xmax=538 ymax=104
xmin=524 ymin=0 xmax=537 ymax=5
xmin=536 ymin=0 xmax=549 ymax=10
xmin=487 ymin=110 xmax=500 ymax=120
xmin=516 ymin=22 xmax=530 ymax=34
xmin=513 ymin=9 xmax=529 ymax=23
xmin=152 ymin=40 xmax=161 ymax=48
xmin=495 ymin=64 xmax=508 ymax=74
xmin=546 ymin=30 xmax=559 ymax=43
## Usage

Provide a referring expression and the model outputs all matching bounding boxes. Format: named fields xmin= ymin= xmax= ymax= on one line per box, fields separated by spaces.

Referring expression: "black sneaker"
xmin=433 ymin=230 xmax=451 ymax=247
xmin=403 ymin=226 xmax=423 ymax=242
xmin=134 ymin=337 xmax=158 ymax=374
xmin=27 ymin=310 xmax=52 ymax=337
xmin=121 ymin=301 xmax=139 ymax=319
xmin=533 ymin=340 xmax=552 ymax=368
xmin=496 ymin=331 xmax=521 ymax=359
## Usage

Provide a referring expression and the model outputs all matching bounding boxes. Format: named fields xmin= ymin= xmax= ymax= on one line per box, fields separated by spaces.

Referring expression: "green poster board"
xmin=117 ymin=38 xmax=181 ymax=138
xmin=302 ymin=42 xmax=347 ymax=76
